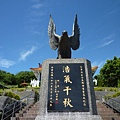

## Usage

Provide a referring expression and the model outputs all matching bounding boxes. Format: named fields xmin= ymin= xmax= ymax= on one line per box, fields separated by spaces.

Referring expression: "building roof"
xmin=30 ymin=63 xmax=42 ymax=72
xmin=30 ymin=63 xmax=98 ymax=76
xmin=30 ymin=67 xmax=42 ymax=71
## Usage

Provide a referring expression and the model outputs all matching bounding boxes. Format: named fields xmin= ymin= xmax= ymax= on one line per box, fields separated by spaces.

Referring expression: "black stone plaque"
xmin=47 ymin=63 xmax=89 ymax=112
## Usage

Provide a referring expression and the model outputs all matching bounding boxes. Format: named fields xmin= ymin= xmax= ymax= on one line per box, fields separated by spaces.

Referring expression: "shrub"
xmin=112 ymin=91 xmax=120 ymax=98
xmin=104 ymin=94 xmax=112 ymax=100
xmin=0 ymin=90 xmax=3 ymax=96
xmin=34 ymin=90 xmax=39 ymax=103
xmin=4 ymin=91 xmax=21 ymax=100
xmin=108 ymin=87 xmax=118 ymax=92
xmin=32 ymin=87 xmax=40 ymax=91
xmin=14 ymin=94 xmax=20 ymax=100
xmin=17 ymin=88 xmax=26 ymax=92
xmin=94 ymin=87 xmax=105 ymax=91
xmin=11 ymin=88 xmax=16 ymax=92
xmin=4 ymin=91 xmax=15 ymax=98
xmin=104 ymin=91 xmax=120 ymax=100
xmin=94 ymin=87 xmax=119 ymax=92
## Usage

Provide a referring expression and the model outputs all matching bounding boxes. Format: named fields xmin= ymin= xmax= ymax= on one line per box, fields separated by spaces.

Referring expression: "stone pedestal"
xmin=35 ymin=59 xmax=102 ymax=120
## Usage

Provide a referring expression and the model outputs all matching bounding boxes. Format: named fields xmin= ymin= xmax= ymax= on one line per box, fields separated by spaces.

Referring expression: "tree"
xmin=15 ymin=71 xmax=36 ymax=85
xmin=94 ymin=74 xmax=104 ymax=87
xmin=0 ymin=70 xmax=16 ymax=85
xmin=4 ymin=73 xmax=16 ymax=85
xmin=0 ymin=70 xmax=6 ymax=84
xmin=0 ymin=70 xmax=36 ymax=86
xmin=98 ymin=56 xmax=120 ymax=87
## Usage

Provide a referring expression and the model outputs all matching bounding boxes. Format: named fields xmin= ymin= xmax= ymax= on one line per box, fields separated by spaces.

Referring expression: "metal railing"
xmin=96 ymin=92 xmax=120 ymax=113
xmin=1 ymin=93 xmax=34 ymax=120
xmin=105 ymin=98 xmax=120 ymax=113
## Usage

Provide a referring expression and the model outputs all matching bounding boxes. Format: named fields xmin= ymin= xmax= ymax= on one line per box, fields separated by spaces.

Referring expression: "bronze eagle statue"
xmin=48 ymin=15 xmax=80 ymax=59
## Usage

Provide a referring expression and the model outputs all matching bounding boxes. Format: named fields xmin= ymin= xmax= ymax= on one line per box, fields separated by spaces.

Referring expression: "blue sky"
xmin=0 ymin=0 xmax=120 ymax=75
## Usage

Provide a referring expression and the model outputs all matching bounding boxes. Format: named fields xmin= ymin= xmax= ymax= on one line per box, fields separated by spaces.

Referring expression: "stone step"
xmin=101 ymin=116 xmax=120 ymax=120
xmin=15 ymin=112 xmax=38 ymax=119
xmin=96 ymin=102 xmax=120 ymax=120
xmin=97 ymin=109 xmax=115 ymax=113
xmin=97 ymin=108 xmax=113 ymax=111
xmin=19 ymin=110 xmax=27 ymax=114
xmin=29 ymin=107 xmax=40 ymax=110
xmin=98 ymin=113 xmax=118 ymax=117
xmin=33 ymin=101 xmax=40 ymax=105
xmin=15 ymin=101 xmax=120 ymax=120
xmin=27 ymin=110 xmax=38 ymax=114
xmin=29 ymin=105 xmax=39 ymax=109
xmin=97 ymin=104 xmax=109 ymax=108
xmin=21 ymin=108 xmax=29 ymax=113
xmin=15 ymin=102 xmax=39 ymax=120
xmin=19 ymin=117 xmax=36 ymax=120
xmin=28 ymin=108 xmax=39 ymax=111
xmin=23 ymin=113 xmax=37 ymax=117
xmin=97 ymin=113 xmax=117 ymax=117
xmin=15 ymin=112 xmax=23 ymax=117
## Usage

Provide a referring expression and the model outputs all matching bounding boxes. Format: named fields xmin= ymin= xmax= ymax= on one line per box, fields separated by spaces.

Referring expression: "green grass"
xmin=104 ymin=91 xmax=120 ymax=100
xmin=94 ymin=87 xmax=120 ymax=100
xmin=94 ymin=87 xmax=119 ymax=92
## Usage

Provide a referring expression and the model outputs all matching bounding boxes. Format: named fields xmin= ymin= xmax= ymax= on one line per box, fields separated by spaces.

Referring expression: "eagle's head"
xmin=62 ymin=31 xmax=68 ymax=37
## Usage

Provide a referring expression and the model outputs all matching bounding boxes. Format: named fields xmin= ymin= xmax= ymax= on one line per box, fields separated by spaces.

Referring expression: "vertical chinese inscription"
xmin=55 ymin=79 xmax=59 ymax=102
xmin=63 ymin=66 xmax=73 ymax=108
xmin=49 ymin=66 xmax=54 ymax=107
xmin=47 ymin=63 xmax=89 ymax=112
xmin=80 ymin=66 xmax=87 ymax=107
xmin=48 ymin=66 xmax=60 ymax=109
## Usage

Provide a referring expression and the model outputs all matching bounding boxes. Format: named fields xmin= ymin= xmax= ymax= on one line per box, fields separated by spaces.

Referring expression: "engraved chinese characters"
xmin=47 ymin=63 xmax=89 ymax=112
xmin=63 ymin=66 xmax=73 ymax=108
xmin=80 ymin=66 xmax=87 ymax=107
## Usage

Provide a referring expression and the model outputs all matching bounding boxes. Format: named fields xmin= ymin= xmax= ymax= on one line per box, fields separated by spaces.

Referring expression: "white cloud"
xmin=30 ymin=30 xmax=42 ymax=35
xmin=98 ymin=34 xmax=115 ymax=48
xmin=99 ymin=40 xmax=114 ymax=48
xmin=0 ymin=58 xmax=15 ymax=68
xmin=31 ymin=11 xmax=45 ymax=16
xmin=102 ymin=34 xmax=115 ymax=41
xmin=27 ymin=1 xmax=46 ymax=35
xmin=32 ymin=3 xmax=44 ymax=9
xmin=19 ymin=46 xmax=36 ymax=61
xmin=105 ymin=6 xmax=120 ymax=17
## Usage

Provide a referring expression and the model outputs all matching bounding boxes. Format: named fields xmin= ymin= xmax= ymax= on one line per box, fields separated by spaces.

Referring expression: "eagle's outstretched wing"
xmin=48 ymin=15 xmax=60 ymax=50
xmin=70 ymin=15 xmax=80 ymax=50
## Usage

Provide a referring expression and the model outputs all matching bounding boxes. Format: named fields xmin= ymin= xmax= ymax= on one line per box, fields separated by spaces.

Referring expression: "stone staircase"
xmin=96 ymin=101 xmax=120 ymax=120
xmin=11 ymin=101 xmax=120 ymax=120
xmin=12 ymin=101 xmax=40 ymax=120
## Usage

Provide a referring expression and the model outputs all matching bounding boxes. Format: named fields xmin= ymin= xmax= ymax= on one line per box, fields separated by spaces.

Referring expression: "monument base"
xmin=36 ymin=113 xmax=102 ymax=120
xmin=35 ymin=59 xmax=102 ymax=120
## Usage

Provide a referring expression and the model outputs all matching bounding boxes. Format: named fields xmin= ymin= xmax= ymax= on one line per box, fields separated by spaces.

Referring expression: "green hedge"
xmin=4 ymin=91 xmax=20 ymax=100
xmin=94 ymin=87 xmax=119 ymax=92
xmin=112 ymin=91 xmax=120 ymax=98
xmin=104 ymin=91 xmax=120 ymax=100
